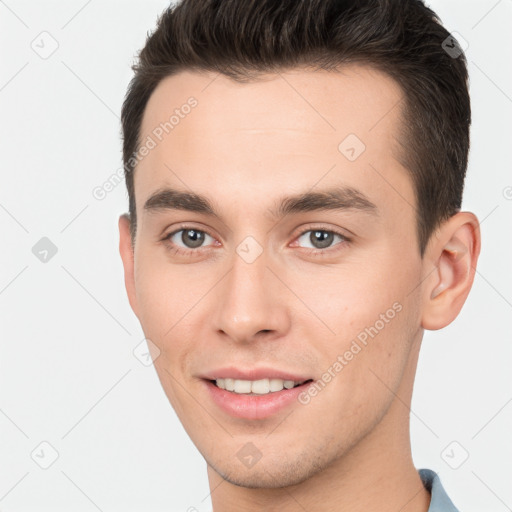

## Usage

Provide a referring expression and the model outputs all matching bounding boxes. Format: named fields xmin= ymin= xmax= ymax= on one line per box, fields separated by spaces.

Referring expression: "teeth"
xmin=269 ymin=378 xmax=285 ymax=392
xmin=250 ymin=378 xmax=269 ymax=394
xmin=225 ymin=378 xmax=235 ymax=391
xmin=214 ymin=378 xmax=305 ymax=394
xmin=234 ymin=379 xmax=252 ymax=393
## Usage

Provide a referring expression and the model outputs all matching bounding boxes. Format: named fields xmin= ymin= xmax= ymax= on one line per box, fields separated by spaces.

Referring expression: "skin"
xmin=118 ymin=65 xmax=481 ymax=512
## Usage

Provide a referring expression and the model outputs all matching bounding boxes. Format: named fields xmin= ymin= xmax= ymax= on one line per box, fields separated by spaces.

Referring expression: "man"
xmin=118 ymin=1 xmax=480 ymax=510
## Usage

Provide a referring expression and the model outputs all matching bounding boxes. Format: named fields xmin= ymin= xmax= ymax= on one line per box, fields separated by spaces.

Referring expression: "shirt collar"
xmin=419 ymin=468 xmax=460 ymax=512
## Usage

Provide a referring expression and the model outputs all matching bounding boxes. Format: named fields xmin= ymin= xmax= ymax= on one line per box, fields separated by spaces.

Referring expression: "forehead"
xmin=140 ymin=64 xmax=403 ymax=142
xmin=135 ymin=64 xmax=412 ymax=222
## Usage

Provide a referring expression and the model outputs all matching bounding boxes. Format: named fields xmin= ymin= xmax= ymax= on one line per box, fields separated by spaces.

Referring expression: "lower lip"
xmin=203 ymin=380 xmax=311 ymax=420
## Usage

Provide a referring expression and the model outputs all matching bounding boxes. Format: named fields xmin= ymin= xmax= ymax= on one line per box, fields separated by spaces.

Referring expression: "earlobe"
xmin=421 ymin=212 xmax=481 ymax=330
xmin=118 ymin=213 xmax=139 ymax=318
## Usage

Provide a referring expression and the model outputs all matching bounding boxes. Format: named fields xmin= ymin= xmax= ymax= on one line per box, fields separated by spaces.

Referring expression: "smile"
xmin=213 ymin=377 xmax=310 ymax=395
xmin=204 ymin=378 xmax=314 ymax=420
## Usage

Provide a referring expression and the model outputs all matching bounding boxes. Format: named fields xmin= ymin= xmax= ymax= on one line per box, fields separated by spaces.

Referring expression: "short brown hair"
xmin=121 ymin=0 xmax=470 ymax=255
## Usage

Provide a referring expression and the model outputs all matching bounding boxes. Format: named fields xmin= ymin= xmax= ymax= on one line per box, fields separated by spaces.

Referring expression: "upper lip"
xmin=200 ymin=367 xmax=312 ymax=382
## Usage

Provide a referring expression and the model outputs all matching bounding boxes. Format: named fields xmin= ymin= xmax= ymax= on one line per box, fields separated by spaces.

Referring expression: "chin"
xmin=208 ymin=452 xmax=328 ymax=489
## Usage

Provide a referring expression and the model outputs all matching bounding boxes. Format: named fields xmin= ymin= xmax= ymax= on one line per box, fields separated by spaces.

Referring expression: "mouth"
xmin=203 ymin=377 xmax=315 ymax=420
xmin=209 ymin=377 xmax=313 ymax=395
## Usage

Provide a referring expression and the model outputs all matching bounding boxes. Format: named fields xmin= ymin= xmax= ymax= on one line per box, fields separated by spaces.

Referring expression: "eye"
xmin=161 ymin=225 xmax=350 ymax=257
xmin=295 ymin=228 xmax=349 ymax=252
xmin=163 ymin=227 xmax=216 ymax=253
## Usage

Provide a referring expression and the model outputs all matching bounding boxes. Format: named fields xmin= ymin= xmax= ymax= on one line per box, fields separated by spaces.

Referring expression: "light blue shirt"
xmin=419 ymin=468 xmax=460 ymax=512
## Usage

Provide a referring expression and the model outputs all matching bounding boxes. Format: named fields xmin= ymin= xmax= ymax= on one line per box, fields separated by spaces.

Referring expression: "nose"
xmin=212 ymin=244 xmax=290 ymax=345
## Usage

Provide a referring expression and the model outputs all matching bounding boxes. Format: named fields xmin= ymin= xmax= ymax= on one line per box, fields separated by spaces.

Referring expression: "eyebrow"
xmin=143 ymin=185 xmax=378 ymax=219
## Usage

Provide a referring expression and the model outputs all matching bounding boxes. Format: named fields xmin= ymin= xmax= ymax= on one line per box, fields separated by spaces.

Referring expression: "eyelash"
xmin=161 ymin=225 xmax=351 ymax=258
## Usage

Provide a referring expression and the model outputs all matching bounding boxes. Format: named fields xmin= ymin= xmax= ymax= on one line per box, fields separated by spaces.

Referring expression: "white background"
xmin=0 ymin=0 xmax=511 ymax=510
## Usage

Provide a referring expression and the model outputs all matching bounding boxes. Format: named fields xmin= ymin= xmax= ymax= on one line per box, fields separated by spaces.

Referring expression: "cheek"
xmin=298 ymin=257 xmax=412 ymax=336
xmin=304 ymin=252 xmax=421 ymax=381
xmin=134 ymin=249 xmax=195 ymax=329
xmin=296 ymin=299 xmax=419 ymax=444
xmin=340 ymin=286 xmax=420 ymax=411
xmin=133 ymin=261 xmax=203 ymax=413
xmin=133 ymin=256 xmax=198 ymax=365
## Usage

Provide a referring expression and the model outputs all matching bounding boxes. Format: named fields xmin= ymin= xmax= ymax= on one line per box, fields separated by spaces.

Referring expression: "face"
xmin=121 ymin=65 xmax=427 ymax=488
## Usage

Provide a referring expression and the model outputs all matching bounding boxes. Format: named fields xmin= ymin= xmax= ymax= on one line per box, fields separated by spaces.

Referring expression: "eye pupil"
xmin=182 ymin=229 xmax=205 ymax=248
xmin=311 ymin=230 xmax=334 ymax=249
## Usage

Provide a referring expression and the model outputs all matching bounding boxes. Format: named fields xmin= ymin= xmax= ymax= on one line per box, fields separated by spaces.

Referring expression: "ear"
xmin=421 ymin=212 xmax=481 ymax=330
xmin=118 ymin=213 xmax=139 ymax=319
